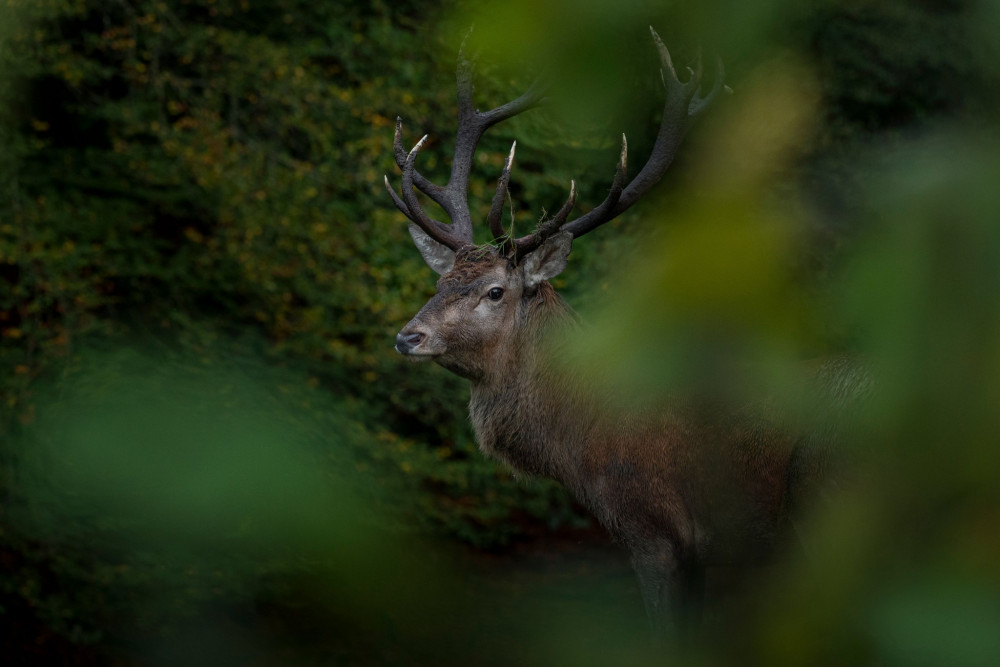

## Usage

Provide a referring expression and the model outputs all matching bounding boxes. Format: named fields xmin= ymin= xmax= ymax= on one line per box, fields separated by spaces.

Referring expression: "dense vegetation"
xmin=0 ymin=0 xmax=593 ymax=548
xmin=1 ymin=0 xmax=997 ymax=664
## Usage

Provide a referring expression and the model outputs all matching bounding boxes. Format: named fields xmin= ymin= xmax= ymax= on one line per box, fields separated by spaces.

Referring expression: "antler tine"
xmin=544 ymin=180 xmax=577 ymax=234
xmin=506 ymin=180 xmax=578 ymax=259
xmin=651 ymin=26 xmax=700 ymax=110
xmin=529 ymin=180 xmax=578 ymax=243
xmin=393 ymin=118 xmax=445 ymax=204
xmin=487 ymin=141 xmax=516 ymax=244
xmin=455 ymin=28 xmax=480 ymax=122
xmin=689 ymin=56 xmax=729 ymax=119
xmin=561 ymin=135 xmax=627 ymax=239
xmin=384 ymin=174 xmax=413 ymax=218
xmin=398 ymin=135 xmax=466 ymax=249
xmin=480 ymin=76 xmax=549 ymax=127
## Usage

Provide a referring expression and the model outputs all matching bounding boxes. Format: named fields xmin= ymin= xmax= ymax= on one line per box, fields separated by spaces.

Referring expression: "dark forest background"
xmin=1 ymin=0 xmax=998 ymax=665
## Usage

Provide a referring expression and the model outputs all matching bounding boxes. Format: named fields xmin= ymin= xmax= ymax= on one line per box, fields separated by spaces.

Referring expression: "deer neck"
xmin=467 ymin=285 xmax=589 ymax=487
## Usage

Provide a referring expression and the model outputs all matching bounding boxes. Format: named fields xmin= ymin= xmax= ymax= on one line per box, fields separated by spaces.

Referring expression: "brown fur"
xmin=398 ymin=247 xmax=851 ymax=634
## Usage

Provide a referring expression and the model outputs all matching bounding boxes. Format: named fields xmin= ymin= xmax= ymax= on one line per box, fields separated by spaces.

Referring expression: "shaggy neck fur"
xmin=468 ymin=281 xmax=595 ymax=493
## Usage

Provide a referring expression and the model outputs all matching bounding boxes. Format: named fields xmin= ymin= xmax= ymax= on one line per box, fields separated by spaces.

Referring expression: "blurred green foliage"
xmin=513 ymin=1 xmax=1000 ymax=665
xmin=0 ymin=0 xmax=587 ymax=657
xmin=1 ymin=0 xmax=998 ymax=663
xmin=7 ymin=341 xmax=435 ymax=650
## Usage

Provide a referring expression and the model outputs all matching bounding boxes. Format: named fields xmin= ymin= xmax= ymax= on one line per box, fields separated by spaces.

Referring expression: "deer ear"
xmin=522 ymin=231 xmax=572 ymax=290
xmin=409 ymin=224 xmax=455 ymax=275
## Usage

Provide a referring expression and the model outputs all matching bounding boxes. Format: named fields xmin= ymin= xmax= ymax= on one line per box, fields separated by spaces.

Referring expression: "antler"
xmin=506 ymin=27 xmax=728 ymax=261
xmin=385 ymin=31 xmax=547 ymax=251
xmin=386 ymin=27 xmax=726 ymax=259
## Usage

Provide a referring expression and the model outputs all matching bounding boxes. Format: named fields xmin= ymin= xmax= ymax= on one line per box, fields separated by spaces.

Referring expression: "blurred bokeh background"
xmin=1 ymin=0 xmax=998 ymax=664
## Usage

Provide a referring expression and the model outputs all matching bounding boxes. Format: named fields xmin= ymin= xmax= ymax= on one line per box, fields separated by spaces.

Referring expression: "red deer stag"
xmin=386 ymin=29 xmax=799 ymax=633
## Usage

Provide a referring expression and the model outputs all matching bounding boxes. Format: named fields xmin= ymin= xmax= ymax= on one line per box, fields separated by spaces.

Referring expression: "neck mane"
xmin=468 ymin=282 xmax=593 ymax=490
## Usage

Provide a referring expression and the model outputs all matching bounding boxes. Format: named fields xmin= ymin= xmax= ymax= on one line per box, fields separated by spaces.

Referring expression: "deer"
xmin=386 ymin=28 xmax=816 ymax=634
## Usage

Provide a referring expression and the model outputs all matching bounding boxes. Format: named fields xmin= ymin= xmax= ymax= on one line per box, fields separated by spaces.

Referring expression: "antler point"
xmin=410 ymin=134 xmax=429 ymax=155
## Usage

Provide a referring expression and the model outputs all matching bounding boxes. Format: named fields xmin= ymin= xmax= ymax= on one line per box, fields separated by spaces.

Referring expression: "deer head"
xmin=388 ymin=28 xmax=726 ymax=382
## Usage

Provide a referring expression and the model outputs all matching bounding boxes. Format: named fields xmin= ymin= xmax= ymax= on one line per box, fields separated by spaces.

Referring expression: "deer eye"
xmin=487 ymin=287 xmax=504 ymax=301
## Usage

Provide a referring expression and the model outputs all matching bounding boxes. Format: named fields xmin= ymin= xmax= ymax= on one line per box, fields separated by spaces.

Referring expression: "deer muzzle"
xmin=395 ymin=330 xmax=432 ymax=356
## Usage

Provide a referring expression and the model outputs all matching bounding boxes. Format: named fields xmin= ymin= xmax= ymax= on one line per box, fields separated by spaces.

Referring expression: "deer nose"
xmin=395 ymin=331 xmax=426 ymax=354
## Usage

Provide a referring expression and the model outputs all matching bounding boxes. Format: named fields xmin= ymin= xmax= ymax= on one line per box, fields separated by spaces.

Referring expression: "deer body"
xmin=469 ymin=328 xmax=796 ymax=566
xmin=384 ymin=29 xmax=795 ymax=630
xmin=397 ymin=244 xmax=800 ymax=630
